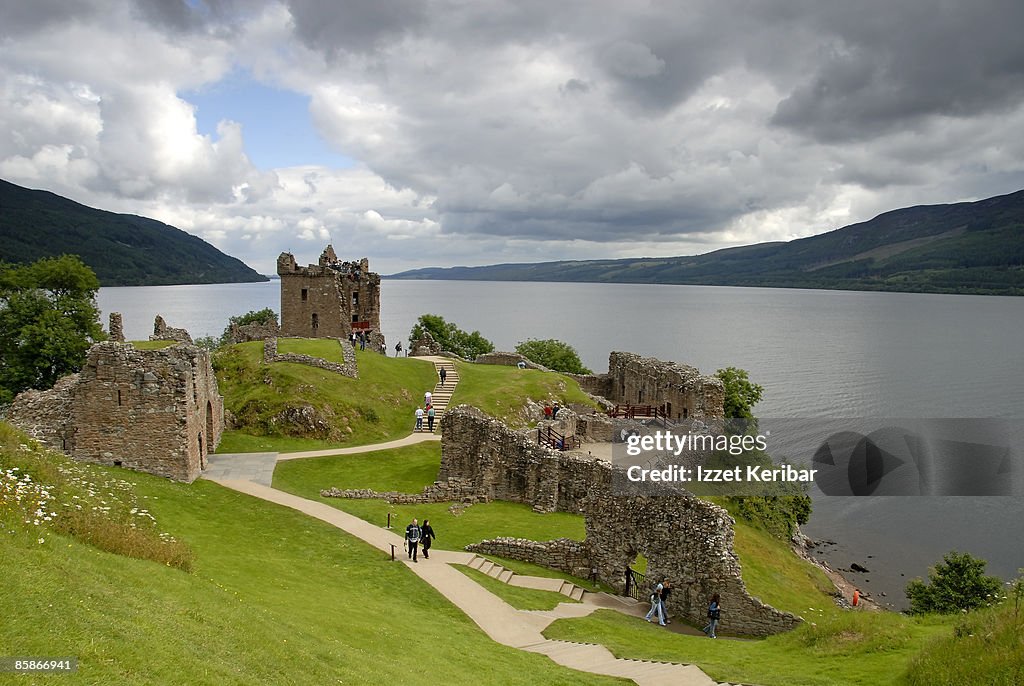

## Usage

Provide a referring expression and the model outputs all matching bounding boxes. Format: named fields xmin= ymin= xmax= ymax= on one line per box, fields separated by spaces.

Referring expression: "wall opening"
xmin=311 ymin=313 xmax=319 ymax=330
xmin=301 ymin=288 xmax=308 ymax=302
xmin=117 ymin=389 xmax=122 ymax=406
xmin=352 ymin=292 xmax=358 ymax=307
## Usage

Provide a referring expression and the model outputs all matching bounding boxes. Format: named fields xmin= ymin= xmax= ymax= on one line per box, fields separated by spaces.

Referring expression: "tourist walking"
xmin=439 ymin=367 xmax=447 ymax=385
xmin=420 ymin=519 xmax=436 ymax=559
xmin=427 ymin=405 xmax=436 ymax=432
xmin=645 ymin=580 xmax=666 ymax=626
xmin=425 ymin=390 xmax=432 ymax=407
xmin=659 ymin=579 xmax=672 ymax=623
xmin=552 ymin=402 xmax=561 ymax=419
xmin=405 ymin=518 xmax=422 ymax=562
xmin=702 ymin=593 xmax=721 ymax=638
xmin=395 ymin=341 xmax=403 ymax=356
xmin=359 ymin=331 xmax=366 ymax=350
xmin=544 ymin=404 xmax=553 ymax=420
xmin=415 ymin=406 xmax=424 ymax=432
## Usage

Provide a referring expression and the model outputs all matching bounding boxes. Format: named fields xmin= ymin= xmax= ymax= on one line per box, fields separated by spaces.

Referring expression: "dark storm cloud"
xmin=771 ymin=0 xmax=1024 ymax=141
xmin=0 ymin=0 xmax=100 ymax=37
xmin=286 ymin=0 xmax=429 ymax=55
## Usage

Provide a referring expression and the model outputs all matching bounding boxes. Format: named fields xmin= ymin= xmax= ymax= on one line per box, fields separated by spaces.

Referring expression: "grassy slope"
xmin=730 ymin=519 xmax=839 ymax=620
xmin=456 ymin=566 xmax=581 ymax=611
xmin=904 ymin=603 xmax=1024 ymax=686
xmin=449 ymin=362 xmax=599 ymax=428
xmin=276 ymin=337 xmax=347 ymax=363
xmin=544 ymin=609 xmax=951 ymax=686
xmin=0 ymin=450 xmax=622 ymax=685
xmin=272 ymin=443 xmax=586 ymax=552
xmin=215 ymin=342 xmax=437 ymax=452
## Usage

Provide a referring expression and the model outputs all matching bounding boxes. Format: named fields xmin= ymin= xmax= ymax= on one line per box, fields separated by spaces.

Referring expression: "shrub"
xmin=409 ymin=314 xmax=494 ymax=359
xmin=514 ymin=338 xmax=591 ymax=374
xmin=906 ymin=551 xmax=1004 ymax=614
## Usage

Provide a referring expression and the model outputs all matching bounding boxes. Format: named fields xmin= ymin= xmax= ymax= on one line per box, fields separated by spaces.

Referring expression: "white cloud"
xmin=1 ymin=0 xmax=1023 ymax=276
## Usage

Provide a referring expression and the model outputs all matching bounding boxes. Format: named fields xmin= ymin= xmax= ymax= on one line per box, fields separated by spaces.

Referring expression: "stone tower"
xmin=277 ymin=245 xmax=383 ymax=346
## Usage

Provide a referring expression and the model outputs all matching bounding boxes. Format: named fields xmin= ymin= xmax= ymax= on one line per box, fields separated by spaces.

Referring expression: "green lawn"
xmin=214 ymin=342 xmax=437 ymax=452
xmin=456 ymin=565 xmax=581 ymax=611
xmin=450 ymin=362 xmax=600 ymax=428
xmin=272 ymin=444 xmax=588 ymax=560
xmin=0 ymin=437 xmax=623 ymax=686
xmin=544 ymin=609 xmax=953 ymax=686
xmin=277 ymin=337 xmax=347 ymax=363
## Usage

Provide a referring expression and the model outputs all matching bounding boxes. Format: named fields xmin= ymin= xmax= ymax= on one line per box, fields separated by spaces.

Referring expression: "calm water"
xmin=98 ymin=280 xmax=1024 ymax=605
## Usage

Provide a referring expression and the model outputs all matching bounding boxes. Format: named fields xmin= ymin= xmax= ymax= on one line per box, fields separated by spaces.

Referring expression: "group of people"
xmin=350 ymin=330 xmax=368 ymax=350
xmin=404 ymin=518 xmax=435 ymax=562
xmin=645 ymin=578 xmax=721 ymax=638
xmin=414 ymin=369 xmax=448 ymax=432
xmin=542 ymin=402 xmax=561 ymax=420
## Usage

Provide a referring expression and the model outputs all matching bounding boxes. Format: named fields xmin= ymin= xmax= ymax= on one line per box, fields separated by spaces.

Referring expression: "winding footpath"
xmin=203 ymin=356 xmax=735 ymax=686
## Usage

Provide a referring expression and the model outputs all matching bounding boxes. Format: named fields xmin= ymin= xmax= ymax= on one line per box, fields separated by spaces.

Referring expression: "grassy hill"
xmin=0 ymin=425 xmax=620 ymax=686
xmin=0 ymin=178 xmax=267 ymax=286
xmin=391 ymin=189 xmax=1024 ymax=295
xmin=215 ymin=341 xmax=598 ymax=453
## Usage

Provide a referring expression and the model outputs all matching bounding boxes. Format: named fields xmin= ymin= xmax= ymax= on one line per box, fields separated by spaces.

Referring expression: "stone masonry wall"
xmin=466 ymin=537 xmax=593 ymax=580
xmin=229 ymin=320 xmax=280 ymax=343
xmin=150 ymin=315 xmax=193 ymax=344
xmin=474 ymin=351 xmax=549 ymax=370
xmin=263 ymin=337 xmax=358 ymax=379
xmin=605 ymin=351 xmax=725 ymax=420
xmin=434 ymin=406 xmax=800 ymax=636
xmin=277 ymin=246 xmax=383 ymax=343
xmin=8 ymin=341 xmax=224 ymax=482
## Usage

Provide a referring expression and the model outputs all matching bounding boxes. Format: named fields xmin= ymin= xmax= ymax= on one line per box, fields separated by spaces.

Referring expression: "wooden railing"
xmin=537 ymin=426 xmax=579 ymax=451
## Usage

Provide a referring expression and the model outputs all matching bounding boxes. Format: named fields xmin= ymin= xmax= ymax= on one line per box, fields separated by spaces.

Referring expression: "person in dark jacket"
xmin=702 ymin=593 xmax=721 ymax=638
xmin=420 ymin=519 xmax=436 ymax=559
xmin=405 ymin=518 xmax=421 ymax=562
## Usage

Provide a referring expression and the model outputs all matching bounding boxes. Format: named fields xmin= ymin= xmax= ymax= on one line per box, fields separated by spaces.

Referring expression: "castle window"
xmin=301 ymin=288 xmax=308 ymax=302
xmin=117 ymin=389 xmax=123 ymax=406
xmin=638 ymin=389 xmax=644 ymax=403
xmin=311 ymin=313 xmax=319 ymax=329
xmin=352 ymin=292 xmax=359 ymax=307
xmin=352 ymin=314 xmax=359 ymax=323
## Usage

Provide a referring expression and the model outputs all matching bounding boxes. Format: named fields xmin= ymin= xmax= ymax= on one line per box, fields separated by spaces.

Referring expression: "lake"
xmin=98 ymin=279 xmax=1024 ymax=606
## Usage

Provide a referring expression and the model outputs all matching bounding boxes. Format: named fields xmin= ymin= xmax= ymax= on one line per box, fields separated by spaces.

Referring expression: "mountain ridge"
xmin=0 ymin=179 xmax=267 ymax=286
xmin=390 ymin=190 xmax=1024 ymax=295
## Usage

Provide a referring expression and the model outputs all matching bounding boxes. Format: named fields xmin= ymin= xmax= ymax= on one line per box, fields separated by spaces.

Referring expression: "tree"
xmin=0 ymin=256 xmax=105 ymax=402
xmin=409 ymin=314 xmax=494 ymax=359
xmin=515 ymin=338 xmax=592 ymax=374
xmin=906 ymin=551 xmax=1004 ymax=615
xmin=715 ymin=366 xmax=764 ymax=421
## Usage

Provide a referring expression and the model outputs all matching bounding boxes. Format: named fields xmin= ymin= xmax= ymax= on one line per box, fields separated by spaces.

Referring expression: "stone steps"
xmin=466 ymin=555 xmax=588 ymax=602
xmin=415 ymin=360 xmax=460 ymax=434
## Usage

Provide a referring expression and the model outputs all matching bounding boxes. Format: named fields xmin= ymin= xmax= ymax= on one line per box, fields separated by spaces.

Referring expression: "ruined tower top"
xmin=276 ymin=246 xmax=383 ymax=346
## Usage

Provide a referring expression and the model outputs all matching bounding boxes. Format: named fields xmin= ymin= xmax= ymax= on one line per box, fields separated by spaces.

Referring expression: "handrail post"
xmin=387 ymin=512 xmax=391 ymax=529
xmin=391 ymin=544 xmax=395 ymax=561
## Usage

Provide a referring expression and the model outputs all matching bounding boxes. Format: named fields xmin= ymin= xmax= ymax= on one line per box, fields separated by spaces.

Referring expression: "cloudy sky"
xmin=3 ymin=0 xmax=1024 ymax=275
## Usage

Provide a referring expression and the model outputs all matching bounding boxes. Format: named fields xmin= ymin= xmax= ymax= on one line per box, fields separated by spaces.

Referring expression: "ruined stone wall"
xmin=8 ymin=341 xmax=224 ymax=482
xmin=474 ymin=352 xmax=548 ymax=370
xmin=409 ymin=331 xmax=442 ymax=356
xmin=605 ymin=352 xmax=725 ymax=420
xmin=150 ymin=315 xmax=193 ymax=344
xmin=277 ymin=246 xmax=383 ymax=343
xmin=229 ymin=320 xmax=280 ymax=343
xmin=434 ymin=406 xmax=800 ymax=636
xmin=263 ymin=337 xmax=358 ymax=379
xmin=466 ymin=537 xmax=592 ymax=579
xmin=108 ymin=313 xmax=125 ymax=343
xmin=566 ymin=372 xmax=613 ymax=399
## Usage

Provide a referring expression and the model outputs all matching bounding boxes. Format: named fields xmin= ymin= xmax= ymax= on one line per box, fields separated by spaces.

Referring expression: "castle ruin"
xmin=8 ymin=330 xmax=224 ymax=482
xmin=277 ymin=245 xmax=384 ymax=349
